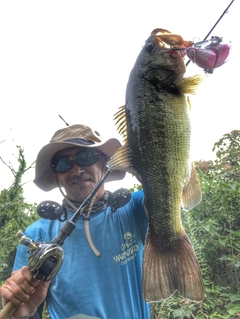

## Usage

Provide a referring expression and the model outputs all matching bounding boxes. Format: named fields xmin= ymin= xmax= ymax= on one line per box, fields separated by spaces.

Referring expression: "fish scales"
xmin=108 ymin=29 xmax=204 ymax=303
xmin=127 ymin=92 xmax=189 ymax=239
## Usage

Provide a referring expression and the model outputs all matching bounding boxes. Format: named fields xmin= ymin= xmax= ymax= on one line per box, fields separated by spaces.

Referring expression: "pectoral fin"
xmin=107 ymin=144 xmax=141 ymax=182
xmin=176 ymin=74 xmax=206 ymax=95
xmin=181 ymin=163 xmax=202 ymax=211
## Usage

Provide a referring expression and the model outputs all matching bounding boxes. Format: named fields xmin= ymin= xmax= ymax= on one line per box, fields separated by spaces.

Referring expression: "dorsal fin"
xmin=114 ymin=105 xmax=128 ymax=143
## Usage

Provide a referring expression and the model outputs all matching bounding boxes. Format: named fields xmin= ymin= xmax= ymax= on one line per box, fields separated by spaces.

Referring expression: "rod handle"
xmin=0 ymin=301 xmax=17 ymax=319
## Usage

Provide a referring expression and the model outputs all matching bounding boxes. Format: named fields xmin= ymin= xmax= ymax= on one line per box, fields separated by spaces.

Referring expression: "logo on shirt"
xmin=113 ymin=232 xmax=139 ymax=265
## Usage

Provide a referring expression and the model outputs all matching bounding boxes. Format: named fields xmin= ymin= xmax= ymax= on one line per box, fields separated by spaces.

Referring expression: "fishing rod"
xmin=58 ymin=114 xmax=69 ymax=126
xmin=186 ymin=0 xmax=235 ymax=67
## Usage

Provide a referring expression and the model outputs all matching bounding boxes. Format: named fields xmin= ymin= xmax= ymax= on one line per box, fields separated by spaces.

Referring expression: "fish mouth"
xmin=151 ymin=28 xmax=193 ymax=54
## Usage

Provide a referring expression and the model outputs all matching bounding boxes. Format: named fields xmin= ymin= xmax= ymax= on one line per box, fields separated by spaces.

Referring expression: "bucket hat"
xmin=34 ymin=124 xmax=126 ymax=191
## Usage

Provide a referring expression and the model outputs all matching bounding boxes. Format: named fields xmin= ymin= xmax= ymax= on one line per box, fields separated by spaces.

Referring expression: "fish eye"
xmin=145 ymin=43 xmax=155 ymax=52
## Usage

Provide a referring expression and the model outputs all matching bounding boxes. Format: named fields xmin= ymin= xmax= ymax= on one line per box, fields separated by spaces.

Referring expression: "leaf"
xmin=172 ymin=309 xmax=183 ymax=318
xmin=218 ymin=237 xmax=227 ymax=246
xmin=203 ymin=224 xmax=211 ymax=232
xmin=229 ymin=294 xmax=240 ymax=302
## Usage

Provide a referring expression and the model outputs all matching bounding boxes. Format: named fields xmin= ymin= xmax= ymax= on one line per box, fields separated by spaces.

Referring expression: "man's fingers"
xmin=2 ymin=279 xmax=32 ymax=305
xmin=1 ymin=285 xmax=23 ymax=307
xmin=1 ymin=267 xmax=38 ymax=306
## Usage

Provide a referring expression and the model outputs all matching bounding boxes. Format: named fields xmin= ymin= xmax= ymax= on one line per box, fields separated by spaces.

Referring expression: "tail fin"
xmin=142 ymin=233 xmax=204 ymax=302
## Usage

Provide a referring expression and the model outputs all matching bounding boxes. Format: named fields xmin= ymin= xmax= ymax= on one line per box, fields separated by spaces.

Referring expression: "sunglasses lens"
xmin=54 ymin=157 xmax=73 ymax=173
xmin=53 ymin=150 xmax=100 ymax=173
xmin=76 ymin=150 xmax=98 ymax=166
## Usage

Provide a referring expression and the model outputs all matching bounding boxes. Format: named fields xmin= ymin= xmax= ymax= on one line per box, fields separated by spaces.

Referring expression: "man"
xmin=0 ymin=124 xmax=150 ymax=319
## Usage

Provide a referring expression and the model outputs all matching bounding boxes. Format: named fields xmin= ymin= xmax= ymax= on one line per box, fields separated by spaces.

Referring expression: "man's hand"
xmin=0 ymin=266 xmax=50 ymax=319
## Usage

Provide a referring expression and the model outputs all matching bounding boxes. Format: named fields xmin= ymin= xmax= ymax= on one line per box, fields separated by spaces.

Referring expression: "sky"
xmin=0 ymin=0 xmax=239 ymax=205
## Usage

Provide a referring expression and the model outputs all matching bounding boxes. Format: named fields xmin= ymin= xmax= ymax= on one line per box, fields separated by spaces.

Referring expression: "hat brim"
xmin=34 ymin=138 xmax=126 ymax=191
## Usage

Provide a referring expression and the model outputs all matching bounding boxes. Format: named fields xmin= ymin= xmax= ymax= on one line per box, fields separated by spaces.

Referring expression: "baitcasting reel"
xmin=16 ymin=231 xmax=64 ymax=281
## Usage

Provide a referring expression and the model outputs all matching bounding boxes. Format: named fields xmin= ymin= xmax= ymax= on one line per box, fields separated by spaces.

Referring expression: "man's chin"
xmin=67 ymin=183 xmax=95 ymax=201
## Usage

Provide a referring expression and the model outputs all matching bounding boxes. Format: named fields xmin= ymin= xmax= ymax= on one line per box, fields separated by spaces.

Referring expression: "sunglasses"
xmin=52 ymin=149 xmax=102 ymax=174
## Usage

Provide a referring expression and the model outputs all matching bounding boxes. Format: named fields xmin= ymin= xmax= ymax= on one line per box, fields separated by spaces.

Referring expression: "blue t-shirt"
xmin=13 ymin=190 xmax=150 ymax=319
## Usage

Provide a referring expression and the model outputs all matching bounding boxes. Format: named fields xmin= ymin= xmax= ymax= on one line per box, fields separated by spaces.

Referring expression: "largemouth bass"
xmin=107 ymin=29 xmax=205 ymax=302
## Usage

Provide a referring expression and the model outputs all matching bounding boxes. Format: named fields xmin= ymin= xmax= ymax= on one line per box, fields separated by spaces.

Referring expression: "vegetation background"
xmin=0 ymin=131 xmax=240 ymax=318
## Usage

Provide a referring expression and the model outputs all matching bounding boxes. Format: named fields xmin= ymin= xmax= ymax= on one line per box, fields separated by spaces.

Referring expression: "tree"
xmin=0 ymin=146 xmax=38 ymax=282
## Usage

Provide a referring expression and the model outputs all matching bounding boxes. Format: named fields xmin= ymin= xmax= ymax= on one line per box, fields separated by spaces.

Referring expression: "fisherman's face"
xmin=53 ymin=147 xmax=107 ymax=202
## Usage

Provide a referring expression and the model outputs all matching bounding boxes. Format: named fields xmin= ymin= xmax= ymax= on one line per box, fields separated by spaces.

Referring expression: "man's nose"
xmin=70 ymin=161 xmax=85 ymax=174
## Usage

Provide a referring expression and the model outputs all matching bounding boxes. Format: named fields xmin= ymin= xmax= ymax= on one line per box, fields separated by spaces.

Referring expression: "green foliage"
xmin=129 ymin=183 xmax=143 ymax=193
xmin=151 ymin=130 xmax=240 ymax=318
xmin=0 ymin=146 xmax=38 ymax=282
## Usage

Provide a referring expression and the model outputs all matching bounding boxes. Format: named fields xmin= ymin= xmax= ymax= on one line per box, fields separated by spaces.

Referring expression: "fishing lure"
xmin=186 ymin=36 xmax=231 ymax=73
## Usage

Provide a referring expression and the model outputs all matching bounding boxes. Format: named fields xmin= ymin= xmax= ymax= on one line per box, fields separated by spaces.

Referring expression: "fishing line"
xmin=186 ymin=0 xmax=235 ymax=66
